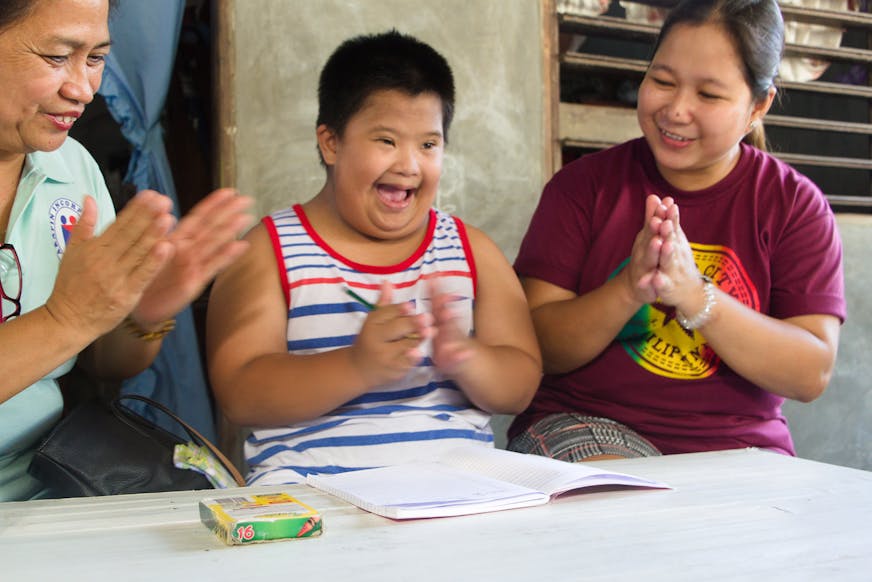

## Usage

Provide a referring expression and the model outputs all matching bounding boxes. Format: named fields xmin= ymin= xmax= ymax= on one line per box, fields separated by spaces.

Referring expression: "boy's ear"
xmin=316 ymin=124 xmax=338 ymax=166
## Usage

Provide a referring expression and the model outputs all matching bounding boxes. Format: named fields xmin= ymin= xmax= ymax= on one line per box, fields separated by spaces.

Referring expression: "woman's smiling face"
xmin=0 ymin=0 xmax=111 ymax=161
xmin=636 ymin=22 xmax=773 ymax=192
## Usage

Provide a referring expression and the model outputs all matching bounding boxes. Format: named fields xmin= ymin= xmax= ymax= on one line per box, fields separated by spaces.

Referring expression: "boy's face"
xmin=318 ymin=89 xmax=444 ymax=242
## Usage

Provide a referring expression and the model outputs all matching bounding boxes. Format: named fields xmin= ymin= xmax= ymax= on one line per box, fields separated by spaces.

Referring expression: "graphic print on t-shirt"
xmin=615 ymin=243 xmax=760 ymax=380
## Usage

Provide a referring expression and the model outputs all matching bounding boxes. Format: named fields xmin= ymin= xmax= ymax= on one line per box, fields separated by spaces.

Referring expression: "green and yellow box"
xmin=199 ymin=492 xmax=323 ymax=545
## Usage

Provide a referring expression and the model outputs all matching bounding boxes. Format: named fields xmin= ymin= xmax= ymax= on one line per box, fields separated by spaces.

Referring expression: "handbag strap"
xmin=113 ymin=394 xmax=246 ymax=487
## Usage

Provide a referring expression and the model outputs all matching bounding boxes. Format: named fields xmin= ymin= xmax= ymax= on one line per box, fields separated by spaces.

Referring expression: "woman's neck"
xmin=657 ymin=144 xmax=743 ymax=193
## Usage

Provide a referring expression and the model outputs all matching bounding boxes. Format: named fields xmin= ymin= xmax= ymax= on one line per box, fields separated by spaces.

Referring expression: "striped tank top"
xmin=245 ymin=204 xmax=493 ymax=485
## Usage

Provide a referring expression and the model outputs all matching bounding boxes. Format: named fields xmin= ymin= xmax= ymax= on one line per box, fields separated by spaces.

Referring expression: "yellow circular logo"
xmin=618 ymin=244 xmax=760 ymax=379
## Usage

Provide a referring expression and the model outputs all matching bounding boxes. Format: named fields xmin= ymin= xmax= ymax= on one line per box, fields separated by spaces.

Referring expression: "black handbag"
xmin=28 ymin=394 xmax=245 ymax=497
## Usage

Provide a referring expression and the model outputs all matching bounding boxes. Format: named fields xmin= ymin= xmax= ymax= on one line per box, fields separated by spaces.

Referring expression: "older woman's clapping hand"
xmin=44 ymin=190 xmax=177 ymax=340
xmin=44 ymin=188 xmax=252 ymax=341
xmin=131 ymin=188 xmax=253 ymax=329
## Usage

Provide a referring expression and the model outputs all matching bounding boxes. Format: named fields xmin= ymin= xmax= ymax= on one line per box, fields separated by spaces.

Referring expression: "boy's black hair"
xmin=317 ymin=29 xmax=455 ymax=142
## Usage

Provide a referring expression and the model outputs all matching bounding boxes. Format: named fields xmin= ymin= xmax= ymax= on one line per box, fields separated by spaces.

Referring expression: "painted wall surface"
xmin=782 ymin=214 xmax=872 ymax=471
xmin=230 ymin=0 xmax=547 ymax=261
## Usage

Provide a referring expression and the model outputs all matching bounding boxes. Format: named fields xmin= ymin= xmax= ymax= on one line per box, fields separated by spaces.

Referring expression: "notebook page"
xmin=437 ymin=446 xmax=668 ymax=496
xmin=307 ymin=462 xmax=548 ymax=519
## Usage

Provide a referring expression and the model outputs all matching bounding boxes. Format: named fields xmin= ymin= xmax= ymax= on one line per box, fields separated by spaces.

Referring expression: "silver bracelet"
xmin=676 ymin=275 xmax=717 ymax=331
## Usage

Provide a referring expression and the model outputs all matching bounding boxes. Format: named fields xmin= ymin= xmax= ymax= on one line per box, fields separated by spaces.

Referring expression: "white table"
xmin=1 ymin=448 xmax=871 ymax=581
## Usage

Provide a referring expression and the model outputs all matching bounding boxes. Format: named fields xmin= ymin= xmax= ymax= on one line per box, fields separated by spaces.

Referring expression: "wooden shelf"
xmin=560 ymin=13 xmax=872 ymax=65
xmin=778 ymin=3 xmax=872 ymax=28
xmin=562 ymin=51 xmax=872 ymax=99
xmin=764 ymin=114 xmax=872 ymax=135
xmin=611 ymin=0 xmax=872 ymax=29
xmin=551 ymin=1 xmax=872 ymax=206
xmin=560 ymin=103 xmax=872 ymax=142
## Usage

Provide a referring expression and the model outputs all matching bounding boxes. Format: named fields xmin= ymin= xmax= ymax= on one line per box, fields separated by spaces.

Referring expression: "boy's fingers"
xmin=377 ymin=280 xmax=394 ymax=307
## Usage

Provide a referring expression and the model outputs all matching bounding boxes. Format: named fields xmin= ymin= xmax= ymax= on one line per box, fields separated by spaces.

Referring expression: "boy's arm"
xmin=431 ymin=225 xmax=542 ymax=414
xmin=206 ymin=225 xmax=429 ymax=427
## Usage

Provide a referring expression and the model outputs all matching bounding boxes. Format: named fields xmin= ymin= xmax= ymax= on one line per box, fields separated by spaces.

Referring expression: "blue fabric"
xmin=99 ymin=0 xmax=217 ymax=441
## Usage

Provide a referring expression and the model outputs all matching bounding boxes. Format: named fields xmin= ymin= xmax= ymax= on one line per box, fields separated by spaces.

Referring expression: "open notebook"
xmin=306 ymin=445 xmax=669 ymax=519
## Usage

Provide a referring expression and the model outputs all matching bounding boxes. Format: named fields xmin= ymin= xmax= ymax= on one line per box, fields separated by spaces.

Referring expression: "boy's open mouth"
xmin=377 ymin=184 xmax=415 ymax=208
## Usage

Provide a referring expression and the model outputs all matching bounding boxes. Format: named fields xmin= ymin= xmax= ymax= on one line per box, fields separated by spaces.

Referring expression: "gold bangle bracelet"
xmin=122 ymin=315 xmax=176 ymax=341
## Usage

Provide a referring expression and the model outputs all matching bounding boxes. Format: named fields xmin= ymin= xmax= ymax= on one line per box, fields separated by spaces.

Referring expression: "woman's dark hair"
xmin=0 ymin=1 xmax=31 ymax=32
xmin=317 ymin=29 xmax=455 ymax=144
xmin=652 ymin=0 xmax=784 ymax=150
xmin=0 ymin=0 xmax=119 ymax=33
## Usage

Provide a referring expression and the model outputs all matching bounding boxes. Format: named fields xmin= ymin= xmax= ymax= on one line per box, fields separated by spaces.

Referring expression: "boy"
xmin=206 ymin=30 xmax=541 ymax=485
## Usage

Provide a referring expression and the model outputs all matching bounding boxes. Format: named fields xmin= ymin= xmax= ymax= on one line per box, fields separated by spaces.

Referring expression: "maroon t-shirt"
xmin=512 ymin=138 xmax=846 ymax=455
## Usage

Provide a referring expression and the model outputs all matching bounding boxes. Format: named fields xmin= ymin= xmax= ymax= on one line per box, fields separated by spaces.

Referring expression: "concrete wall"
xmin=782 ymin=214 xmax=872 ymax=470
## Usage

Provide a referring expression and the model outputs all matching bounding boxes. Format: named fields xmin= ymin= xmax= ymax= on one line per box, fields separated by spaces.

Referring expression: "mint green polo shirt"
xmin=0 ymin=138 xmax=115 ymax=502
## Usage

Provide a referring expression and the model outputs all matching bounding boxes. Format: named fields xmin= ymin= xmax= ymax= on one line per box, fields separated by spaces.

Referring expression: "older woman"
xmin=0 ymin=0 xmax=252 ymax=501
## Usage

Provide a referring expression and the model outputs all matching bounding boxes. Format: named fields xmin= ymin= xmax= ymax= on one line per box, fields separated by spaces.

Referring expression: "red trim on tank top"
xmin=263 ymin=215 xmax=291 ymax=307
xmin=452 ymin=216 xmax=477 ymax=297
xmin=293 ymin=204 xmax=437 ymax=274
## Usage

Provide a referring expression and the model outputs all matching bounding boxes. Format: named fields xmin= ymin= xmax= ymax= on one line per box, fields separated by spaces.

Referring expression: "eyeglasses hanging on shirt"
xmin=0 ymin=243 xmax=22 ymax=323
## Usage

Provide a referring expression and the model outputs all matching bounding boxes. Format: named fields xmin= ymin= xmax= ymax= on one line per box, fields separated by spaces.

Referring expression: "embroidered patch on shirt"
xmin=48 ymin=198 xmax=82 ymax=258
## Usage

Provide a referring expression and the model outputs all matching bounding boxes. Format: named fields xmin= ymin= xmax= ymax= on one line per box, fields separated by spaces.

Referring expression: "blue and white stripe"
xmin=245 ymin=205 xmax=493 ymax=485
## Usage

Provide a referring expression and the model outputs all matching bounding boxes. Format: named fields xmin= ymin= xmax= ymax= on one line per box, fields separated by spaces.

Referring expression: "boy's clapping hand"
xmin=428 ymin=279 xmax=475 ymax=377
xmin=350 ymin=281 xmax=433 ymax=387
